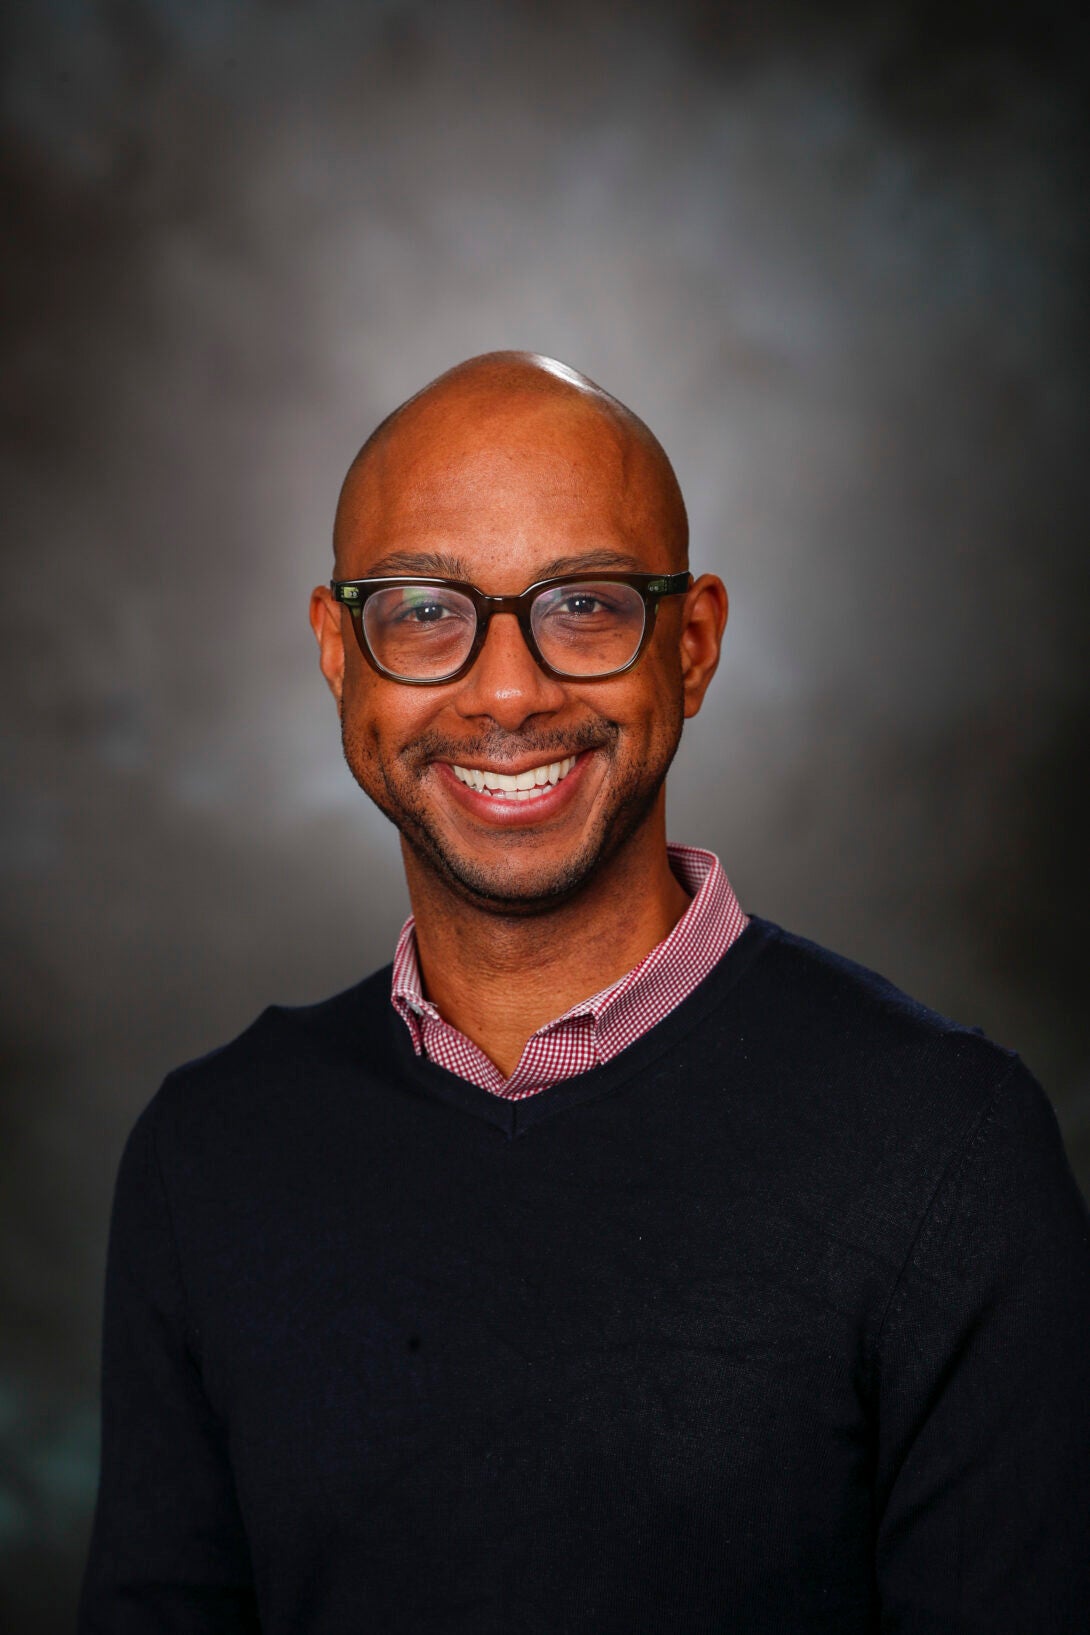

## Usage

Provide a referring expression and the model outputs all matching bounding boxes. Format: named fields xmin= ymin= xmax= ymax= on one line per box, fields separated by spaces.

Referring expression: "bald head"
xmin=332 ymin=351 xmax=689 ymax=577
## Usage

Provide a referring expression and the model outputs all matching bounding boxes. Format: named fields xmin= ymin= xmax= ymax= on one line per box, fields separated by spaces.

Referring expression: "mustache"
xmin=406 ymin=719 xmax=617 ymax=768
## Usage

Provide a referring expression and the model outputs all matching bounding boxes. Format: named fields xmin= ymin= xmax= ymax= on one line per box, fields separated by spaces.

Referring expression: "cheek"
xmin=340 ymin=677 xmax=436 ymax=784
xmin=339 ymin=682 xmax=393 ymax=782
xmin=607 ymin=664 xmax=684 ymax=754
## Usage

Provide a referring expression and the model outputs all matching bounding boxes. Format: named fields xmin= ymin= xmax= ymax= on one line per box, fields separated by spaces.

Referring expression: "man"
xmin=81 ymin=352 xmax=1089 ymax=1632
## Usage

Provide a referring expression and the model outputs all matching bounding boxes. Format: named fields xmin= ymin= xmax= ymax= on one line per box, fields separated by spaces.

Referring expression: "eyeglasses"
xmin=330 ymin=571 xmax=693 ymax=685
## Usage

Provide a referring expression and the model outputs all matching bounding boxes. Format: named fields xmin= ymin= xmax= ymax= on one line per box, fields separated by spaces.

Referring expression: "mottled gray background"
xmin=3 ymin=0 xmax=1088 ymax=1626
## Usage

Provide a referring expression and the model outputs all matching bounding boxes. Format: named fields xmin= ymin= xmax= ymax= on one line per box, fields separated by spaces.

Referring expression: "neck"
xmin=402 ymin=806 xmax=690 ymax=1077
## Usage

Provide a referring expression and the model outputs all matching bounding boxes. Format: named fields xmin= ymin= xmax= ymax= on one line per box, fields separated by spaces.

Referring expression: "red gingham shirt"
xmin=391 ymin=845 xmax=747 ymax=1100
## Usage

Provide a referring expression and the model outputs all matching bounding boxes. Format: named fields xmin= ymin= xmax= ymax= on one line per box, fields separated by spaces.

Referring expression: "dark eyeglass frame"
xmin=330 ymin=570 xmax=694 ymax=685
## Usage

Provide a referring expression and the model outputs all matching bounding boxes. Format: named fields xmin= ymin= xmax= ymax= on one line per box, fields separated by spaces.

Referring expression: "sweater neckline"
xmin=388 ymin=846 xmax=748 ymax=1100
xmin=381 ymin=916 xmax=778 ymax=1138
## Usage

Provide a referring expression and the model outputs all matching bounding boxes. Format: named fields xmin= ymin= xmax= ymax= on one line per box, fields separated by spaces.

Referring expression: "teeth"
xmin=451 ymin=755 xmax=577 ymax=796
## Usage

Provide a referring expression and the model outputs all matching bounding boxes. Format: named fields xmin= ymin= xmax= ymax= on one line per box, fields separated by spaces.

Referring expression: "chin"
xmin=411 ymin=836 xmax=605 ymax=917
xmin=412 ymin=781 xmax=666 ymax=916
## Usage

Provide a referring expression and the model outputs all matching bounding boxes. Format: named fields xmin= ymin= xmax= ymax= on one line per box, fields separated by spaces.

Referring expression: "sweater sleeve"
xmin=78 ymin=1100 xmax=261 ymax=1633
xmin=874 ymin=1057 xmax=1090 ymax=1633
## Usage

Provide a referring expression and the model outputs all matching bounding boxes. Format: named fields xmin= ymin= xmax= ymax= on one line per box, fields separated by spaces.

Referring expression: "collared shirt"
xmin=390 ymin=844 xmax=748 ymax=1100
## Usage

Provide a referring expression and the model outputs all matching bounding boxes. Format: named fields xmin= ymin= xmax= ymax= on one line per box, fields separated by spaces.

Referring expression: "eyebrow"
xmin=361 ymin=547 xmax=647 ymax=581
xmin=364 ymin=550 xmax=469 ymax=578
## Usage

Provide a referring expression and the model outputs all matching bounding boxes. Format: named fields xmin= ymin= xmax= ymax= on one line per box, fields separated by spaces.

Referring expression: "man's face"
xmin=313 ymin=391 xmax=716 ymax=914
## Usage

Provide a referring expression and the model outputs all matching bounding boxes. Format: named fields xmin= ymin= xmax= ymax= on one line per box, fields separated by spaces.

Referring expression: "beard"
xmin=340 ymin=702 xmax=684 ymax=916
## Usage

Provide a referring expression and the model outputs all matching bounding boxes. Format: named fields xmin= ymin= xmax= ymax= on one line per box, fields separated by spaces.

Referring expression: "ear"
xmin=309 ymin=585 xmax=347 ymax=710
xmin=678 ymin=574 xmax=728 ymax=719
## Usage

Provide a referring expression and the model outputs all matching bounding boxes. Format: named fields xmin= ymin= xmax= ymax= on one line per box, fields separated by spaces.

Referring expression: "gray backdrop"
xmin=3 ymin=1 xmax=1088 ymax=1627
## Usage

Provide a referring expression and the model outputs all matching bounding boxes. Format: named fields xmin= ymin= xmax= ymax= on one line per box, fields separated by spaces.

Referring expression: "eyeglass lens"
xmin=361 ymin=581 xmax=648 ymax=680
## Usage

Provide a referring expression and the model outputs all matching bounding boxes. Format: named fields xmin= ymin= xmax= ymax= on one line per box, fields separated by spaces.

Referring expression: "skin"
xmin=311 ymin=352 xmax=728 ymax=1076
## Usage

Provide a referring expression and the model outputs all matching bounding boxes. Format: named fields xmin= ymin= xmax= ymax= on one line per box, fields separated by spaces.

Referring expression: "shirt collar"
xmin=392 ymin=843 xmax=730 ymax=1025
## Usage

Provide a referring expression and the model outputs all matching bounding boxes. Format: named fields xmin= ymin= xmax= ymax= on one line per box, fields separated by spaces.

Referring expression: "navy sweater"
xmin=80 ymin=918 xmax=1090 ymax=1632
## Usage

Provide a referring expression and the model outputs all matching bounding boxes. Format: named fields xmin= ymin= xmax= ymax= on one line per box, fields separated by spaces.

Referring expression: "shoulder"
xmin=737 ymin=917 xmax=1048 ymax=1169
xmin=137 ymin=964 xmax=395 ymax=1157
xmin=729 ymin=920 xmax=1086 ymax=1295
xmin=750 ymin=916 xmax=1016 ymax=1072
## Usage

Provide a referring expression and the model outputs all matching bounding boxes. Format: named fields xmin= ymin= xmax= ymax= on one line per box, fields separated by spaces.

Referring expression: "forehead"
xmin=335 ymin=392 xmax=675 ymax=583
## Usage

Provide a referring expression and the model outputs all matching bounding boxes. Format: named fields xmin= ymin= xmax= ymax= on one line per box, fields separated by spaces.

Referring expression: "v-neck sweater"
xmin=80 ymin=917 xmax=1090 ymax=1633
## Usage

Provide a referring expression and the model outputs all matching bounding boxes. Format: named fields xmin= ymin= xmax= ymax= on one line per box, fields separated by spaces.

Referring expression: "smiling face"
xmin=311 ymin=354 xmax=726 ymax=916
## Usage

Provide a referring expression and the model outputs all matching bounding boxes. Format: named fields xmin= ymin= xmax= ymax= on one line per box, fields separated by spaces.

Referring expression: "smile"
xmin=450 ymin=755 xmax=578 ymax=800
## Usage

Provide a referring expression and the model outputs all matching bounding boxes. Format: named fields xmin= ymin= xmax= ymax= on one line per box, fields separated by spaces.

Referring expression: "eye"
xmin=555 ymin=592 xmax=608 ymax=617
xmin=538 ymin=587 xmax=625 ymax=621
xmin=399 ymin=599 xmax=455 ymax=624
xmin=384 ymin=589 xmax=471 ymax=628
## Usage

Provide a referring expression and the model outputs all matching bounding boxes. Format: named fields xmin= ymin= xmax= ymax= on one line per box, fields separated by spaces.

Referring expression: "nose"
xmin=452 ymin=610 xmax=567 ymax=729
